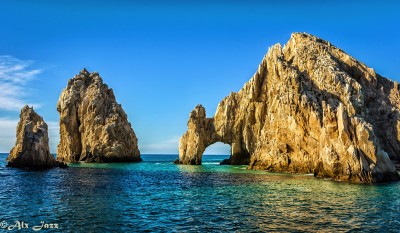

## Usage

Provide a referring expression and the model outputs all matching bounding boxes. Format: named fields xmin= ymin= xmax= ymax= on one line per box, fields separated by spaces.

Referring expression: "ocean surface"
xmin=0 ymin=153 xmax=399 ymax=232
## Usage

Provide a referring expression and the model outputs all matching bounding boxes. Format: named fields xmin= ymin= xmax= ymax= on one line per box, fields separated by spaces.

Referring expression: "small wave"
xmin=202 ymin=162 xmax=220 ymax=165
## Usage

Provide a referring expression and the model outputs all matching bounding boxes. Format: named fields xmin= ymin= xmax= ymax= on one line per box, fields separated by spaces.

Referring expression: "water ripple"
xmin=0 ymin=154 xmax=399 ymax=232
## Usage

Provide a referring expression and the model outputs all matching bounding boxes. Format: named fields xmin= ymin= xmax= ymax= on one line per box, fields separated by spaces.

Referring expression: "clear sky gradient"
xmin=0 ymin=1 xmax=399 ymax=154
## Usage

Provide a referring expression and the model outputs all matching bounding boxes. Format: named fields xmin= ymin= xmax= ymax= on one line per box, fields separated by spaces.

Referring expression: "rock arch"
xmin=177 ymin=105 xmax=250 ymax=165
xmin=176 ymin=33 xmax=400 ymax=183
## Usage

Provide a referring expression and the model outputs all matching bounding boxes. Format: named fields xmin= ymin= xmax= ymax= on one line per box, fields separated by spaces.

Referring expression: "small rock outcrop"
xmin=7 ymin=105 xmax=65 ymax=169
xmin=57 ymin=69 xmax=141 ymax=162
xmin=178 ymin=33 xmax=400 ymax=183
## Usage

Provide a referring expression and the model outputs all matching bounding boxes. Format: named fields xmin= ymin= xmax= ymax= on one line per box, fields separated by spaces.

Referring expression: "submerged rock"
xmin=7 ymin=105 xmax=66 ymax=169
xmin=57 ymin=69 xmax=141 ymax=162
xmin=178 ymin=33 xmax=400 ymax=183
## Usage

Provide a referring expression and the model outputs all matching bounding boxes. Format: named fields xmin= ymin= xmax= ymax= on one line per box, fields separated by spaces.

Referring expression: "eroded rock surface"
xmin=7 ymin=105 xmax=65 ymax=169
xmin=57 ymin=69 xmax=141 ymax=162
xmin=178 ymin=33 xmax=400 ymax=182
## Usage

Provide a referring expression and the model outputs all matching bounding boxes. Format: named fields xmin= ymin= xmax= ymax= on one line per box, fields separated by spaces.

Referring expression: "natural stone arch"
xmin=176 ymin=33 xmax=400 ymax=183
xmin=177 ymin=105 xmax=250 ymax=165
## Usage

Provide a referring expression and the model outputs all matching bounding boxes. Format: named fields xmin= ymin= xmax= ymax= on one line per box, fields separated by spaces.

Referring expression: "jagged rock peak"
xmin=7 ymin=105 xmax=66 ymax=169
xmin=177 ymin=32 xmax=400 ymax=183
xmin=57 ymin=69 xmax=141 ymax=162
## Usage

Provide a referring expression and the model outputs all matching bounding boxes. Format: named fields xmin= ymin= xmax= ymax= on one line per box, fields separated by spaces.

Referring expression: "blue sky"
xmin=0 ymin=1 xmax=399 ymax=154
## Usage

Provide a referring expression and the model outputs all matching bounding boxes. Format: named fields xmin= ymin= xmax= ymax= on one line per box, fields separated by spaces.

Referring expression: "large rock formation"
xmin=57 ymin=69 xmax=141 ymax=162
xmin=7 ymin=105 xmax=65 ymax=169
xmin=178 ymin=33 xmax=400 ymax=183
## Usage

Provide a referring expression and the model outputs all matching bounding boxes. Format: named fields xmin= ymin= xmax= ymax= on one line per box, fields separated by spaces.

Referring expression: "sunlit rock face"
xmin=178 ymin=33 xmax=400 ymax=183
xmin=57 ymin=69 xmax=141 ymax=162
xmin=7 ymin=105 xmax=65 ymax=169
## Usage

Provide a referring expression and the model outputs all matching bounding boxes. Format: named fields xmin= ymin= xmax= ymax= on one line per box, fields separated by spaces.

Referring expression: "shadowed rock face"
xmin=178 ymin=33 xmax=400 ymax=183
xmin=7 ymin=105 xmax=64 ymax=169
xmin=57 ymin=69 xmax=141 ymax=162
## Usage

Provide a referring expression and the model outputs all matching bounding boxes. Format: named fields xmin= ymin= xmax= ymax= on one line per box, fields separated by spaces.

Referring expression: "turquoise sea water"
xmin=0 ymin=153 xmax=399 ymax=232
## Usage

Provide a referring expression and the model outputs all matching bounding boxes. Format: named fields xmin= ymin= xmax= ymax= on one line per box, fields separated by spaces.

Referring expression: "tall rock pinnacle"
xmin=57 ymin=69 xmax=141 ymax=162
xmin=7 ymin=105 xmax=64 ymax=169
xmin=177 ymin=33 xmax=400 ymax=183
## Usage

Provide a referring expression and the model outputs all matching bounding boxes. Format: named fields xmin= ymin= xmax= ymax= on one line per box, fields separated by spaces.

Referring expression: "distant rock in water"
xmin=178 ymin=32 xmax=400 ymax=183
xmin=57 ymin=69 xmax=141 ymax=162
xmin=7 ymin=105 xmax=66 ymax=169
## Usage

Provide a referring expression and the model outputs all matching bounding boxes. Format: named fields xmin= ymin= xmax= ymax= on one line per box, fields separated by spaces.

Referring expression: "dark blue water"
xmin=0 ymin=153 xmax=399 ymax=232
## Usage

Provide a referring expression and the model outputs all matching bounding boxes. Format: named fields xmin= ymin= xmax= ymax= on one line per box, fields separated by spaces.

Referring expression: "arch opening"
xmin=203 ymin=142 xmax=231 ymax=155
xmin=203 ymin=142 xmax=231 ymax=164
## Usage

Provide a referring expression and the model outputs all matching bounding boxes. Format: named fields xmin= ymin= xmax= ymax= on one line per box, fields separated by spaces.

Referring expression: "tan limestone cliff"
xmin=7 ymin=105 xmax=65 ymax=169
xmin=57 ymin=69 xmax=141 ymax=162
xmin=178 ymin=33 xmax=399 ymax=183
